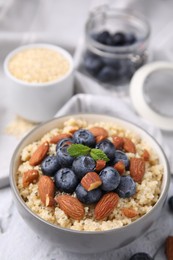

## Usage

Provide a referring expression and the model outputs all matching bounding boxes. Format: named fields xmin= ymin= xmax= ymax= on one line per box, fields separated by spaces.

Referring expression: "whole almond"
xmin=38 ymin=176 xmax=55 ymax=206
xmin=94 ymin=192 xmax=119 ymax=220
xmin=56 ymin=195 xmax=85 ymax=220
xmin=95 ymin=160 xmax=106 ymax=172
xmin=123 ymin=138 xmax=136 ymax=154
xmin=114 ymin=161 xmax=125 ymax=175
xmin=89 ymin=127 xmax=108 ymax=143
xmin=50 ymin=133 xmax=72 ymax=144
xmin=81 ymin=172 xmax=102 ymax=191
xmin=112 ymin=136 xmax=124 ymax=150
xmin=141 ymin=149 xmax=150 ymax=161
xmin=121 ymin=208 xmax=138 ymax=218
xmin=29 ymin=141 xmax=49 ymax=166
xmin=23 ymin=170 xmax=39 ymax=188
xmin=130 ymin=158 xmax=145 ymax=183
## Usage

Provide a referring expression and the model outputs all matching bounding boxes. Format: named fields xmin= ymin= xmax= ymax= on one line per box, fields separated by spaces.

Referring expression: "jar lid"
xmin=130 ymin=62 xmax=173 ymax=131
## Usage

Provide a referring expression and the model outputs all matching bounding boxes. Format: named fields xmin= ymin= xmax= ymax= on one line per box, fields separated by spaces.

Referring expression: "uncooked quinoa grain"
xmin=8 ymin=48 xmax=70 ymax=83
xmin=17 ymin=118 xmax=163 ymax=231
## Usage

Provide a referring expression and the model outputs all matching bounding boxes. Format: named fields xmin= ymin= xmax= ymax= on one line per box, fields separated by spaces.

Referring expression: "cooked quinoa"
xmin=17 ymin=118 xmax=163 ymax=231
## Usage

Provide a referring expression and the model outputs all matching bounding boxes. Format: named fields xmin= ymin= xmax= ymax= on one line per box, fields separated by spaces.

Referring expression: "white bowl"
xmin=10 ymin=114 xmax=170 ymax=254
xmin=4 ymin=43 xmax=74 ymax=123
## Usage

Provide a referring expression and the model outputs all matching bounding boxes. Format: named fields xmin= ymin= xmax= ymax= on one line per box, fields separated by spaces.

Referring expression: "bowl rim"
xmin=10 ymin=113 xmax=170 ymax=235
xmin=4 ymin=43 xmax=74 ymax=88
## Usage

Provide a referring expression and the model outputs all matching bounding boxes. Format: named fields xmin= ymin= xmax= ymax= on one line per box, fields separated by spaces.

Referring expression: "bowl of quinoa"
xmin=10 ymin=114 xmax=170 ymax=253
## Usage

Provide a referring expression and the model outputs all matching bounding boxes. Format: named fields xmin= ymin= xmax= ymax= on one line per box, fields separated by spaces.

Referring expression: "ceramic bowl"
xmin=4 ymin=43 xmax=74 ymax=123
xmin=10 ymin=114 xmax=170 ymax=253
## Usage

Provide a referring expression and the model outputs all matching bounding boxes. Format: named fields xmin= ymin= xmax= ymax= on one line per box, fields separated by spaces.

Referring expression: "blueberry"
xmin=129 ymin=252 xmax=153 ymax=260
xmin=112 ymin=32 xmax=126 ymax=46
xmin=83 ymin=55 xmax=103 ymax=75
xmin=41 ymin=155 xmax=60 ymax=176
xmin=54 ymin=168 xmax=78 ymax=193
xmin=99 ymin=167 xmax=120 ymax=191
xmin=75 ymin=183 xmax=102 ymax=204
xmin=95 ymin=30 xmax=112 ymax=45
xmin=125 ymin=33 xmax=136 ymax=45
xmin=57 ymin=144 xmax=74 ymax=167
xmin=56 ymin=138 xmax=74 ymax=150
xmin=96 ymin=139 xmax=116 ymax=162
xmin=115 ymin=176 xmax=136 ymax=198
xmin=73 ymin=129 xmax=96 ymax=147
xmin=168 ymin=196 xmax=173 ymax=211
xmin=72 ymin=156 xmax=96 ymax=180
xmin=113 ymin=150 xmax=130 ymax=170
xmin=97 ymin=66 xmax=117 ymax=82
xmin=103 ymin=58 xmax=121 ymax=69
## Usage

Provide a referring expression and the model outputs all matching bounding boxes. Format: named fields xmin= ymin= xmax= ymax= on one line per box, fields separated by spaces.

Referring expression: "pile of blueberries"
xmin=41 ymin=128 xmax=136 ymax=205
xmin=83 ymin=30 xmax=140 ymax=83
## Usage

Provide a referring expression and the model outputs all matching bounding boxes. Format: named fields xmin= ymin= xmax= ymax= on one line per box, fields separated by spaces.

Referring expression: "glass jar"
xmin=78 ymin=5 xmax=150 ymax=91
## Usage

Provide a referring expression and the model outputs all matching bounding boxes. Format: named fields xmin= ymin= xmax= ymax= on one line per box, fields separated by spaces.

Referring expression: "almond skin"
xmin=121 ymin=208 xmax=138 ymax=218
xmin=56 ymin=195 xmax=85 ymax=220
xmin=22 ymin=170 xmax=39 ymax=188
xmin=114 ymin=161 xmax=125 ymax=175
xmin=95 ymin=160 xmax=106 ymax=172
xmin=38 ymin=176 xmax=55 ymax=206
xmin=94 ymin=192 xmax=119 ymax=220
xmin=165 ymin=236 xmax=173 ymax=260
xmin=130 ymin=158 xmax=145 ymax=183
xmin=89 ymin=127 xmax=108 ymax=143
xmin=123 ymin=138 xmax=136 ymax=154
xmin=112 ymin=136 xmax=124 ymax=150
xmin=49 ymin=133 xmax=72 ymax=144
xmin=29 ymin=141 xmax=49 ymax=166
xmin=81 ymin=172 xmax=102 ymax=191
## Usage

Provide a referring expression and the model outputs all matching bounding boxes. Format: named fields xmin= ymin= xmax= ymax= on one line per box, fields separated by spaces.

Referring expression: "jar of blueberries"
xmin=80 ymin=6 xmax=150 ymax=90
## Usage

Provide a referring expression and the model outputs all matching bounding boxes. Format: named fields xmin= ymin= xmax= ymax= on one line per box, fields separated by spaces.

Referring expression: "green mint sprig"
xmin=67 ymin=144 xmax=109 ymax=162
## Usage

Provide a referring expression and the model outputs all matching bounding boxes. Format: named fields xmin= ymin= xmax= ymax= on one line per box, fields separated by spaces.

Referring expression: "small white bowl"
xmin=4 ymin=43 xmax=74 ymax=123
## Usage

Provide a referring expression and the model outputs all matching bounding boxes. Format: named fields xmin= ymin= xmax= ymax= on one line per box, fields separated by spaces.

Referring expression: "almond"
xmin=81 ymin=172 xmax=102 ymax=191
xmin=38 ymin=176 xmax=55 ymax=206
xmin=141 ymin=149 xmax=150 ymax=161
xmin=123 ymin=138 xmax=136 ymax=153
xmin=114 ymin=161 xmax=125 ymax=175
xmin=130 ymin=158 xmax=145 ymax=183
xmin=94 ymin=192 xmax=119 ymax=220
xmin=112 ymin=136 xmax=124 ymax=150
xmin=56 ymin=195 xmax=85 ymax=220
xmin=50 ymin=133 xmax=72 ymax=144
xmin=68 ymin=126 xmax=79 ymax=134
xmin=165 ymin=236 xmax=173 ymax=260
xmin=89 ymin=127 xmax=108 ymax=143
xmin=29 ymin=141 xmax=49 ymax=166
xmin=95 ymin=160 xmax=106 ymax=172
xmin=22 ymin=170 xmax=39 ymax=188
xmin=121 ymin=208 xmax=138 ymax=218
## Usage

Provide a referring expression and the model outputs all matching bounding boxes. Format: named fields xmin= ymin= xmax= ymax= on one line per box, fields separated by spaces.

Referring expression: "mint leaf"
xmin=90 ymin=149 xmax=109 ymax=162
xmin=67 ymin=144 xmax=91 ymax=157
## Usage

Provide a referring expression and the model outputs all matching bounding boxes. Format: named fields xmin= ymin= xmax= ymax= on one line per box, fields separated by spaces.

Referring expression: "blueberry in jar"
xmin=83 ymin=54 xmax=103 ymax=75
xmin=95 ymin=30 xmax=112 ymax=45
xmin=129 ymin=252 xmax=153 ymax=260
xmin=96 ymin=139 xmax=116 ymax=162
xmin=54 ymin=168 xmax=78 ymax=193
xmin=75 ymin=183 xmax=102 ymax=204
xmin=56 ymin=138 xmax=74 ymax=150
xmin=41 ymin=155 xmax=60 ymax=176
xmin=57 ymin=144 xmax=74 ymax=167
xmin=99 ymin=167 xmax=120 ymax=191
xmin=73 ymin=129 xmax=96 ymax=147
xmin=72 ymin=155 xmax=96 ymax=180
xmin=113 ymin=150 xmax=130 ymax=170
xmin=125 ymin=32 xmax=136 ymax=45
xmin=115 ymin=175 xmax=136 ymax=198
xmin=112 ymin=32 xmax=126 ymax=46
xmin=97 ymin=66 xmax=117 ymax=82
